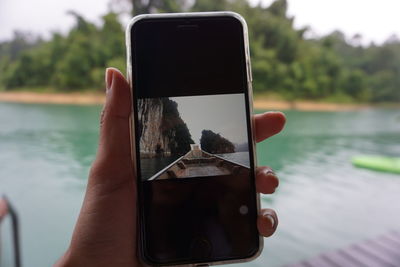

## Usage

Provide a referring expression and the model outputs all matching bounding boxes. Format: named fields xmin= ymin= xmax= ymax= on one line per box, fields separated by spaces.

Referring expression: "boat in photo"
xmin=148 ymin=144 xmax=250 ymax=180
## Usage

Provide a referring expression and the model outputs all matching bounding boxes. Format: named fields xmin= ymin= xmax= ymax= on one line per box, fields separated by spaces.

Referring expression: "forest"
xmin=0 ymin=0 xmax=399 ymax=103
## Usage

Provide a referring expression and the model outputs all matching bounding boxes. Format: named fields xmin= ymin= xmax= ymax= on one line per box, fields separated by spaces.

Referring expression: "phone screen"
xmin=130 ymin=15 xmax=259 ymax=265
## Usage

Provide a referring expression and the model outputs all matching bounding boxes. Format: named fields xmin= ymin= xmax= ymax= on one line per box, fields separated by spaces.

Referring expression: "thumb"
xmin=89 ymin=67 xmax=134 ymax=189
xmin=63 ymin=68 xmax=138 ymax=266
xmin=87 ymin=68 xmax=134 ymax=199
xmin=82 ymin=67 xmax=134 ymax=212
xmin=97 ymin=67 xmax=132 ymax=163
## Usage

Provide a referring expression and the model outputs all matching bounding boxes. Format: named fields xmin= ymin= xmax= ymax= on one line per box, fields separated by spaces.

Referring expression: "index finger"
xmin=254 ymin=112 xmax=286 ymax=143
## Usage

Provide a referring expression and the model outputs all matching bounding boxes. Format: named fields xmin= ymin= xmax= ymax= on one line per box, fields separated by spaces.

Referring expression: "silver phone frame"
xmin=125 ymin=11 xmax=262 ymax=267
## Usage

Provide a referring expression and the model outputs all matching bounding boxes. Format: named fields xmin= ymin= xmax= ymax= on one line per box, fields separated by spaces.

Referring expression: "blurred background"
xmin=0 ymin=0 xmax=399 ymax=266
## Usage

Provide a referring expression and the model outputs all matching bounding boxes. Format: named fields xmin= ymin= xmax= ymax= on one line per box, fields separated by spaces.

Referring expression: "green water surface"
xmin=0 ymin=102 xmax=399 ymax=266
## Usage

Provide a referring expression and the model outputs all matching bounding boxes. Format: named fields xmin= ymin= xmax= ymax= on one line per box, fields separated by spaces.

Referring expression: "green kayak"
xmin=352 ymin=155 xmax=400 ymax=174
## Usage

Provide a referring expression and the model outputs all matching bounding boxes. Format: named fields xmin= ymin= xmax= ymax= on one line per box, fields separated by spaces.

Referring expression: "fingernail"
xmin=264 ymin=168 xmax=276 ymax=177
xmin=263 ymin=212 xmax=276 ymax=229
xmin=265 ymin=169 xmax=279 ymax=190
xmin=105 ymin=68 xmax=114 ymax=91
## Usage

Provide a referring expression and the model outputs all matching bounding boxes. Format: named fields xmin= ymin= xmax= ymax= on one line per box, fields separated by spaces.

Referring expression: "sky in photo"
xmin=171 ymin=94 xmax=248 ymax=145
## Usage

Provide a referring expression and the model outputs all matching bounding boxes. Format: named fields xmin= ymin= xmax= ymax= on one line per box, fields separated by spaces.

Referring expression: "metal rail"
xmin=1 ymin=196 xmax=21 ymax=267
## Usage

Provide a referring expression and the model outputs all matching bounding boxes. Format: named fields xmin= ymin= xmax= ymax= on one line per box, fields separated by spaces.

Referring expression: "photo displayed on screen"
xmin=138 ymin=93 xmax=250 ymax=181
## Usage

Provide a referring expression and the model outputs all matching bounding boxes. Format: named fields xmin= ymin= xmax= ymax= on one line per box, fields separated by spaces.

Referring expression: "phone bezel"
xmin=125 ymin=11 xmax=262 ymax=267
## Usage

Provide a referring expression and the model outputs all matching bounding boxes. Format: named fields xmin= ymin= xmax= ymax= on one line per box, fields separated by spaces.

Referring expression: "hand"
xmin=55 ymin=68 xmax=286 ymax=267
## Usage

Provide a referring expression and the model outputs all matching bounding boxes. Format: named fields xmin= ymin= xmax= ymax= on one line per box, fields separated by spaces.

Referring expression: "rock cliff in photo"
xmin=200 ymin=130 xmax=235 ymax=154
xmin=138 ymin=98 xmax=194 ymax=157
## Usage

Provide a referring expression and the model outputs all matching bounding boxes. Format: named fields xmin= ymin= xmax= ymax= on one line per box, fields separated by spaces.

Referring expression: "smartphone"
xmin=126 ymin=12 xmax=261 ymax=266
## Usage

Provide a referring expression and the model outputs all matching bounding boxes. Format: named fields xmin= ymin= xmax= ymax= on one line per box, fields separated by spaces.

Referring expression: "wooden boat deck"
xmin=178 ymin=165 xmax=230 ymax=178
xmin=285 ymin=230 xmax=400 ymax=267
xmin=149 ymin=146 xmax=249 ymax=180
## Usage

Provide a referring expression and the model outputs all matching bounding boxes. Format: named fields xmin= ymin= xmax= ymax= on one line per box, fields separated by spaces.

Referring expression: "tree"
xmin=129 ymin=0 xmax=188 ymax=15
xmin=1 ymin=0 xmax=400 ymax=102
xmin=161 ymin=98 xmax=194 ymax=156
xmin=200 ymin=130 xmax=235 ymax=154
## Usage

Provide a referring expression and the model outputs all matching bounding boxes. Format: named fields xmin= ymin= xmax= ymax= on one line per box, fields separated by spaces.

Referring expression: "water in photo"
xmin=138 ymin=94 xmax=250 ymax=181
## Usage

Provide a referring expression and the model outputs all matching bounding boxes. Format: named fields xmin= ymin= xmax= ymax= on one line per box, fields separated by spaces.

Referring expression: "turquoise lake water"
xmin=0 ymin=102 xmax=399 ymax=266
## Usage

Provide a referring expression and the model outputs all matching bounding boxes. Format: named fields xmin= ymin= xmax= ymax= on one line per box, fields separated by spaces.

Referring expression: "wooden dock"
xmin=286 ymin=231 xmax=400 ymax=267
xmin=149 ymin=145 xmax=249 ymax=180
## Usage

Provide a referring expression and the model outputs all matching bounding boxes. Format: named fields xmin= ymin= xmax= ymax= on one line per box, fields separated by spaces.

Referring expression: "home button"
xmin=190 ymin=237 xmax=212 ymax=259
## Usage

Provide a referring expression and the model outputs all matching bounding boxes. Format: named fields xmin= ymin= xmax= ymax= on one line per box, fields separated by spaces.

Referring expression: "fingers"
xmin=254 ymin=112 xmax=286 ymax=143
xmin=257 ymin=208 xmax=278 ymax=237
xmin=254 ymin=113 xmax=283 ymax=237
xmin=256 ymin=167 xmax=279 ymax=237
xmin=256 ymin=166 xmax=279 ymax=194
